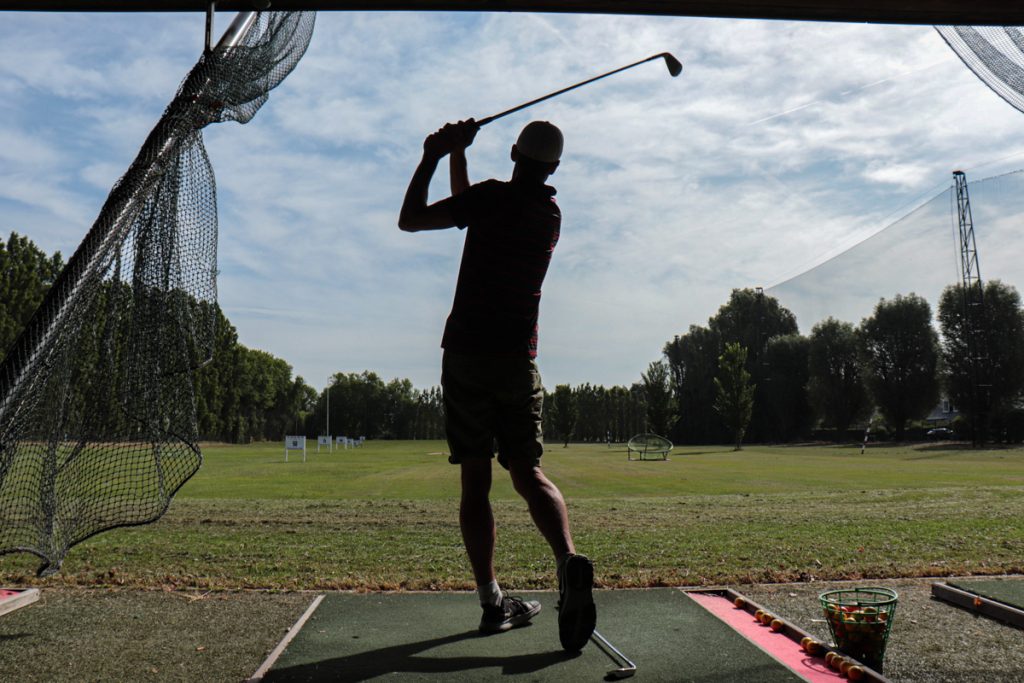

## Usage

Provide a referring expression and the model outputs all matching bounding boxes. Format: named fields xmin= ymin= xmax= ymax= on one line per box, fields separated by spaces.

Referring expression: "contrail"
xmin=526 ymin=14 xmax=576 ymax=51
xmin=745 ymin=58 xmax=951 ymax=127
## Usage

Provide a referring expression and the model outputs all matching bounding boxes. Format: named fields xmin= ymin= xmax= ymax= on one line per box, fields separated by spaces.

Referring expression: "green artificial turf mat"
xmin=264 ymin=589 xmax=803 ymax=681
xmin=947 ymin=578 xmax=1024 ymax=610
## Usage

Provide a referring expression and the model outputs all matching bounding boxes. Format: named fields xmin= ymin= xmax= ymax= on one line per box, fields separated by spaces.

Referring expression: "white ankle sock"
xmin=478 ymin=579 xmax=502 ymax=607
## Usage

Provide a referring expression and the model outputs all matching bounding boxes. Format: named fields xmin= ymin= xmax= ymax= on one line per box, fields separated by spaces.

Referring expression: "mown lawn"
xmin=2 ymin=441 xmax=1023 ymax=589
xmin=178 ymin=440 xmax=1024 ymax=500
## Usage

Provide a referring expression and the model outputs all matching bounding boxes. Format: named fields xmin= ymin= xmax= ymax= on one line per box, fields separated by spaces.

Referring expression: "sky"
xmin=2 ymin=11 xmax=1024 ymax=393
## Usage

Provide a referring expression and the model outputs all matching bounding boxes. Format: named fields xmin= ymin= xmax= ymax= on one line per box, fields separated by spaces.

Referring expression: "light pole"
xmin=325 ymin=376 xmax=332 ymax=452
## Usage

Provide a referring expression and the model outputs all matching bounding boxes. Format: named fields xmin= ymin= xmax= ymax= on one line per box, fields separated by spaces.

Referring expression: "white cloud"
xmin=862 ymin=162 xmax=932 ymax=188
xmin=3 ymin=12 xmax=1024 ymax=392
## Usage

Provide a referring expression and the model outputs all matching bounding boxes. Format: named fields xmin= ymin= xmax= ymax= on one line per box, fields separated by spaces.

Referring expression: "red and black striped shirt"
xmin=443 ymin=178 xmax=561 ymax=358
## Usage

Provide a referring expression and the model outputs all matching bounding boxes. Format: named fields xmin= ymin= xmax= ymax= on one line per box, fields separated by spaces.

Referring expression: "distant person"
xmin=399 ymin=119 xmax=595 ymax=651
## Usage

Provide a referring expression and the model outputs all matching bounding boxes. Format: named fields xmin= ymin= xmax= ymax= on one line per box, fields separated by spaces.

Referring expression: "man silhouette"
xmin=399 ymin=119 xmax=595 ymax=651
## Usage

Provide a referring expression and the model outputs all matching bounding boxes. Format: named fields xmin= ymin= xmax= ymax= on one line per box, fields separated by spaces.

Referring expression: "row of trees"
xmin=0 ymin=231 xmax=317 ymax=444
xmin=6 ymin=229 xmax=1023 ymax=445
xmin=305 ymin=373 xmax=445 ymax=440
xmin=544 ymin=383 xmax=648 ymax=445
xmin=194 ymin=305 xmax=318 ymax=442
xmin=307 ymin=376 xmax=651 ymax=445
xmin=655 ymin=284 xmax=1024 ymax=446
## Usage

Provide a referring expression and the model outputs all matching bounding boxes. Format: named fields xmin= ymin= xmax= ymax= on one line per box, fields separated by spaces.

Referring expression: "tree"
xmin=548 ymin=384 xmax=577 ymax=447
xmin=194 ymin=304 xmax=242 ymax=441
xmin=714 ymin=342 xmax=755 ymax=450
xmin=573 ymin=383 xmax=603 ymax=442
xmin=664 ymin=325 xmax=722 ymax=443
xmin=709 ymin=288 xmax=798 ymax=443
xmin=242 ymin=348 xmax=295 ymax=440
xmin=0 ymin=231 xmax=64 ymax=356
xmin=938 ymin=280 xmax=1024 ymax=442
xmin=808 ymin=318 xmax=870 ymax=439
xmin=763 ymin=334 xmax=811 ymax=442
xmin=382 ymin=377 xmax=416 ymax=439
xmin=605 ymin=385 xmax=639 ymax=442
xmin=858 ymin=294 xmax=940 ymax=440
xmin=709 ymin=288 xmax=799 ymax=354
xmin=314 ymin=371 xmax=389 ymax=439
xmin=641 ymin=360 xmax=677 ymax=437
xmin=664 ymin=289 xmax=798 ymax=445
xmin=289 ymin=376 xmax=318 ymax=434
xmin=411 ymin=386 xmax=445 ymax=440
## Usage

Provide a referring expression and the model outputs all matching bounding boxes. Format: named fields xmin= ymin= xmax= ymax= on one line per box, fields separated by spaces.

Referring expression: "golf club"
xmin=477 ymin=52 xmax=682 ymax=127
xmin=591 ymin=629 xmax=637 ymax=679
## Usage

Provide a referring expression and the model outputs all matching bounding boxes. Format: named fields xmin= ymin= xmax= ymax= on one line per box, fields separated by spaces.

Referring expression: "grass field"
xmin=2 ymin=441 xmax=1023 ymax=590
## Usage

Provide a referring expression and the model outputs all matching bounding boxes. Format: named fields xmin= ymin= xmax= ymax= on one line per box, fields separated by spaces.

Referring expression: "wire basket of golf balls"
xmin=819 ymin=587 xmax=898 ymax=673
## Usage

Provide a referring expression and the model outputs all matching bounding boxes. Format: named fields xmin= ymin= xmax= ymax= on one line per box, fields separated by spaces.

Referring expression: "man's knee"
xmin=460 ymin=459 xmax=492 ymax=499
xmin=509 ymin=460 xmax=547 ymax=497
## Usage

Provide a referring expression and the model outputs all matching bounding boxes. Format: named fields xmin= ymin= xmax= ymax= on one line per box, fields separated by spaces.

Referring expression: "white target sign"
xmin=284 ymin=435 xmax=306 ymax=462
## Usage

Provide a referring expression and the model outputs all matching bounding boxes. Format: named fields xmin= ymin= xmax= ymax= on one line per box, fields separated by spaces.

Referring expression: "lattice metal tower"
xmin=953 ymin=170 xmax=988 ymax=443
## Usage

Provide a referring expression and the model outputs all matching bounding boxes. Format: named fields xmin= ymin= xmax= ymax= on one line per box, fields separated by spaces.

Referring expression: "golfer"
xmin=399 ymin=119 xmax=596 ymax=652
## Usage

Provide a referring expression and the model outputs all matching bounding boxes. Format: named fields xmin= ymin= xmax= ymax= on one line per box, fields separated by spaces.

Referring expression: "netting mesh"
xmin=0 ymin=11 xmax=315 ymax=576
xmin=936 ymin=26 xmax=1024 ymax=115
xmin=767 ymin=170 xmax=1024 ymax=332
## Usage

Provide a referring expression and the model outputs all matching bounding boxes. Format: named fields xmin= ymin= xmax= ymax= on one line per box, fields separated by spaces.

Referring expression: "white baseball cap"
xmin=516 ymin=121 xmax=563 ymax=163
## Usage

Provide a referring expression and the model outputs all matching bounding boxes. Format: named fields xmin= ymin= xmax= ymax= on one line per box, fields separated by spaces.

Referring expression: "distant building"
xmin=925 ymin=397 xmax=957 ymax=425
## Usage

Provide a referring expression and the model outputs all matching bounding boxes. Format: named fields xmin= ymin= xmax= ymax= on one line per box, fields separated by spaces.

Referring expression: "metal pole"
xmin=204 ymin=1 xmax=215 ymax=53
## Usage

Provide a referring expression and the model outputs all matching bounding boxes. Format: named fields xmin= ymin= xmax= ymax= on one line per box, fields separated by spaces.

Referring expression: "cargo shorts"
xmin=441 ymin=351 xmax=545 ymax=469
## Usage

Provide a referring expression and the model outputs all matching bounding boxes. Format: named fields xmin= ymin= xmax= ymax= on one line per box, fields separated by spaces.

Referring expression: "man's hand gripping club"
xmin=399 ymin=119 xmax=478 ymax=232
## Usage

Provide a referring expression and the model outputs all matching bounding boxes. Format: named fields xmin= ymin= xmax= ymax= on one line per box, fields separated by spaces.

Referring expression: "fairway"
xmin=180 ymin=440 xmax=1024 ymax=500
xmin=2 ymin=441 xmax=1023 ymax=590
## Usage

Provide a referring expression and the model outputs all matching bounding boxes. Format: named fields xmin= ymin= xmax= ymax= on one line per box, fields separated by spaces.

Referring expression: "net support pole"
xmin=0 ymin=10 xmax=258 ymax=435
xmin=953 ymin=170 xmax=989 ymax=445
xmin=205 ymin=1 xmax=216 ymax=53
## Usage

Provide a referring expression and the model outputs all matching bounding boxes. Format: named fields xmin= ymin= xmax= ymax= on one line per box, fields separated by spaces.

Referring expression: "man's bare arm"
xmin=399 ymin=120 xmax=477 ymax=232
xmin=450 ymin=148 xmax=470 ymax=196
xmin=398 ymin=151 xmax=453 ymax=232
xmin=450 ymin=118 xmax=476 ymax=195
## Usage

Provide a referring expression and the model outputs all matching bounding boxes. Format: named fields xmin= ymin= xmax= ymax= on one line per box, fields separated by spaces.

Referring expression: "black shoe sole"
xmin=559 ymin=555 xmax=596 ymax=652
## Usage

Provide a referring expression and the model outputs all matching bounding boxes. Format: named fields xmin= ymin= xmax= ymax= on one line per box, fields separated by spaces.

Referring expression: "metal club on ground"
xmin=477 ymin=52 xmax=682 ymax=127
xmin=591 ymin=629 xmax=637 ymax=679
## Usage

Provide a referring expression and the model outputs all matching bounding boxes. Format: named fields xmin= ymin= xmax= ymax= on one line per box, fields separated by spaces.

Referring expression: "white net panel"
xmin=936 ymin=26 xmax=1024 ymax=115
xmin=767 ymin=170 xmax=1024 ymax=333
xmin=0 ymin=11 xmax=316 ymax=576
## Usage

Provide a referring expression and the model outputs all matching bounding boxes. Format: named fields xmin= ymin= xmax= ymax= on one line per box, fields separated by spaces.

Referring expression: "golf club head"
xmin=661 ymin=52 xmax=683 ymax=77
xmin=606 ymin=668 xmax=636 ymax=680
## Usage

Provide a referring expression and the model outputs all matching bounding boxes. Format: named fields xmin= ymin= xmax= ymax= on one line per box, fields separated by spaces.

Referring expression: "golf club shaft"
xmin=592 ymin=629 xmax=637 ymax=672
xmin=477 ymin=54 xmax=670 ymax=127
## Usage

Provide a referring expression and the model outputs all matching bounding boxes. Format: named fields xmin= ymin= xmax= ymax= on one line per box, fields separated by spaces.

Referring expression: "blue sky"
xmin=3 ymin=11 xmax=1024 ymax=393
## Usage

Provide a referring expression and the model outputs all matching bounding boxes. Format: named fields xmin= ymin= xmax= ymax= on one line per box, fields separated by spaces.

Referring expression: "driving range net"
xmin=0 ymin=11 xmax=315 ymax=576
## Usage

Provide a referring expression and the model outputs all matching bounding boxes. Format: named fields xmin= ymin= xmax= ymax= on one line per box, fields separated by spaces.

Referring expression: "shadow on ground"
xmin=264 ymin=628 xmax=577 ymax=682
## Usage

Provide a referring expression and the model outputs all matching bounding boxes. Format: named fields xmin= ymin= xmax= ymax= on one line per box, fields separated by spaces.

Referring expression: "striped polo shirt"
xmin=443 ymin=178 xmax=561 ymax=357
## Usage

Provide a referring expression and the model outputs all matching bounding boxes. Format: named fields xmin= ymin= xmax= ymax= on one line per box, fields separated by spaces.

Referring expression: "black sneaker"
xmin=479 ymin=595 xmax=542 ymax=633
xmin=557 ymin=554 xmax=596 ymax=652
